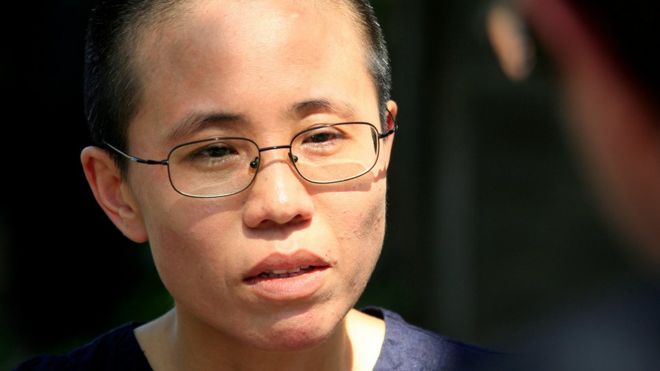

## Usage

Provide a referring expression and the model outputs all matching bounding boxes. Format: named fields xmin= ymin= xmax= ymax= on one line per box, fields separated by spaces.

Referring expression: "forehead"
xmin=143 ymin=0 xmax=361 ymax=80
xmin=128 ymin=0 xmax=375 ymax=147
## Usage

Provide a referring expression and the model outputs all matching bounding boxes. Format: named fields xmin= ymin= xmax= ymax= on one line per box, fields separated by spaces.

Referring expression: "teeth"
xmin=259 ymin=265 xmax=314 ymax=278
xmin=272 ymin=267 xmax=301 ymax=275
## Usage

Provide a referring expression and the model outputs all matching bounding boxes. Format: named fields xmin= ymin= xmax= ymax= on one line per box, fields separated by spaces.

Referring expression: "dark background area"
xmin=1 ymin=0 xmax=639 ymax=368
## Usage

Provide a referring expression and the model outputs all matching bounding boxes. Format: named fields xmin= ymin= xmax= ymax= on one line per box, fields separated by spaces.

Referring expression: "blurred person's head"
xmin=79 ymin=0 xmax=397 ymax=363
xmin=490 ymin=0 xmax=660 ymax=267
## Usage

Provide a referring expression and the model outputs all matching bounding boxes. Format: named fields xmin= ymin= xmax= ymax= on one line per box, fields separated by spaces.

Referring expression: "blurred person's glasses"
xmin=104 ymin=122 xmax=397 ymax=198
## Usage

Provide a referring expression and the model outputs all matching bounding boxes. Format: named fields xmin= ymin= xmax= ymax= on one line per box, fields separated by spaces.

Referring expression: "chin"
xmin=239 ymin=322 xmax=335 ymax=352
xmin=273 ymin=328 xmax=334 ymax=351
xmin=245 ymin=306 xmax=345 ymax=352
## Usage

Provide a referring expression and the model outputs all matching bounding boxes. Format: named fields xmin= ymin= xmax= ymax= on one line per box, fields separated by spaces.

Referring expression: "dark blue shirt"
xmin=15 ymin=307 xmax=503 ymax=370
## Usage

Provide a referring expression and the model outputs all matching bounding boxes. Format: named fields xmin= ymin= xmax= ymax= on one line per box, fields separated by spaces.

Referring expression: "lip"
xmin=243 ymin=250 xmax=331 ymax=301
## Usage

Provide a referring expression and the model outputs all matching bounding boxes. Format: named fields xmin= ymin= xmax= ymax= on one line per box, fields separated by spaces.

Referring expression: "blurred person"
xmin=14 ymin=0 xmax=500 ymax=370
xmin=488 ymin=0 xmax=660 ymax=368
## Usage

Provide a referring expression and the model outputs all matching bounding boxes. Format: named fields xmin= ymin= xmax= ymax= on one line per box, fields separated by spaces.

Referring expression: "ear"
xmin=81 ymin=146 xmax=148 ymax=243
xmin=380 ymin=100 xmax=398 ymax=168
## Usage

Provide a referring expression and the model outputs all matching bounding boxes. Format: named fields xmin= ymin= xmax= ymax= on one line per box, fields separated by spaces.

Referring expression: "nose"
xmin=242 ymin=149 xmax=315 ymax=229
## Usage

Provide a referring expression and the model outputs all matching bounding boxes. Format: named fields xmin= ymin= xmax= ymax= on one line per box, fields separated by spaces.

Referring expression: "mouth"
xmin=242 ymin=251 xmax=331 ymax=300
xmin=245 ymin=265 xmax=328 ymax=283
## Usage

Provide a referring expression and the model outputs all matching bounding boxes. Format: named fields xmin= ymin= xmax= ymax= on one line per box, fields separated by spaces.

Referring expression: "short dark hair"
xmin=83 ymin=0 xmax=392 ymax=174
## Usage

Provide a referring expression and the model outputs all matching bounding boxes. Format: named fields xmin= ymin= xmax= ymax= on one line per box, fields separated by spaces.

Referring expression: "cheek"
xmin=326 ymin=181 xmax=387 ymax=288
xmin=140 ymin=196 xmax=246 ymax=303
xmin=147 ymin=215 xmax=222 ymax=294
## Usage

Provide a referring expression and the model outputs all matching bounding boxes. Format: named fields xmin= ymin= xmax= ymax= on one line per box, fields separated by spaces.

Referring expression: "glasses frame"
xmin=104 ymin=121 xmax=398 ymax=198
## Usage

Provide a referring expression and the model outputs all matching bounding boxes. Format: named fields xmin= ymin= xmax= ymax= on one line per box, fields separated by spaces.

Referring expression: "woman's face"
xmin=117 ymin=0 xmax=395 ymax=351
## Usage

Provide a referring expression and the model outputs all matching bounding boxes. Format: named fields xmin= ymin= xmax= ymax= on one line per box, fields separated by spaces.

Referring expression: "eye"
xmin=302 ymin=129 xmax=343 ymax=144
xmin=192 ymin=144 xmax=237 ymax=158
xmin=172 ymin=139 xmax=255 ymax=174
xmin=183 ymin=143 xmax=241 ymax=165
xmin=201 ymin=145 xmax=235 ymax=158
xmin=309 ymin=132 xmax=334 ymax=143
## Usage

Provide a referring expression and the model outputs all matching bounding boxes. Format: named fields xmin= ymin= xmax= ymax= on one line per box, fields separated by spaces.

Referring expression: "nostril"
xmin=253 ymin=214 xmax=310 ymax=230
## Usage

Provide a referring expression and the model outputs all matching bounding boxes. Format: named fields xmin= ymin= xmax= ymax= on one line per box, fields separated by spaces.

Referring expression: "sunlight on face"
xmin=122 ymin=0 xmax=394 ymax=350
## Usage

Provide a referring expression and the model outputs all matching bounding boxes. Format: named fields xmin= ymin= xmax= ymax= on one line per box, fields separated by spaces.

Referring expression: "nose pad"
xmin=249 ymin=153 xmax=296 ymax=171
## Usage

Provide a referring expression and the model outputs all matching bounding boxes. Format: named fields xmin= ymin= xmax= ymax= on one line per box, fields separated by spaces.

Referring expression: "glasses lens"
xmin=168 ymin=138 xmax=259 ymax=197
xmin=291 ymin=123 xmax=379 ymax=183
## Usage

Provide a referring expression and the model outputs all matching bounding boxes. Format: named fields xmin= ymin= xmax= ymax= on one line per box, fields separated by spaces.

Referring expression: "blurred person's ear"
xmin=486 ymin=0 xmax=535 ymax=81
xmin=523 ymin=0 xmax=660 ymax=265
xmin=81 ymin=146 xmax=149 ymax=243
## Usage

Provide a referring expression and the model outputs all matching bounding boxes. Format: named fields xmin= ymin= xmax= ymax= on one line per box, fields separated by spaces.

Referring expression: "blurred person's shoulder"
xmin=362 ymin=307 xmax=509 ymax=371
xmin=13 ymin=322 xmax=151 ymax=371
xmin=508 ymin=279 xmax=660 ymax=370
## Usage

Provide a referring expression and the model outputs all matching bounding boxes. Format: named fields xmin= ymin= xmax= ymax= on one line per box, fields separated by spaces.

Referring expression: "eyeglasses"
xmin=104 ymin=122 xmax=397 ymax=198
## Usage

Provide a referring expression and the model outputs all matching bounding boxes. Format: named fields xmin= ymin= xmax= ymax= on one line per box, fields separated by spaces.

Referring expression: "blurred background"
xmin=1 ymin=0 xmax=641 ymax=368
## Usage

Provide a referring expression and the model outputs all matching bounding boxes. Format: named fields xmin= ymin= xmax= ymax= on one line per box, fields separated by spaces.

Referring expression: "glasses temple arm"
xmin=378 ymin=125 xmax=398 ymax=139
xmin=103 ymin=141 xmax=168 ymax=166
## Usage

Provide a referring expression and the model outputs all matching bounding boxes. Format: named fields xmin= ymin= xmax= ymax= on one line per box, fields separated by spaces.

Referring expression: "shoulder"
xmin=511 ymin=282 xmax=660 ymax=370
xmin=362 ymin=307 xmax=507 ymax=371
xmin=13 ymin=322 xmax=151 ymax=371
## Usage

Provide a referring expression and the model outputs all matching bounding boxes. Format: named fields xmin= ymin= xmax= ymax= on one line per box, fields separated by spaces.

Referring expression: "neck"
xmin=136 ymin=307 xmax=381 ymax=371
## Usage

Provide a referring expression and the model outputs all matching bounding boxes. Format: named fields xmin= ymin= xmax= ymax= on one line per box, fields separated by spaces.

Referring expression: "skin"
xmin=522 ymin=0 xmax=660 ymax=265
xmin=487 ymin=2 xmax=534 ymax=81
xmin=81 ymin=0 xmax=397 ymax=370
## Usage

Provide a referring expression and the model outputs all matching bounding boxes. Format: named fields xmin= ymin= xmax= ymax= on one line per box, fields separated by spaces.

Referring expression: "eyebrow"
xmin=166 ymin=111 xmax=247 ymax=143
xmin=166 ymin=98 xmax=357 ymax=143
xmin=289 ymin=98 xmax=356 ymax=119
